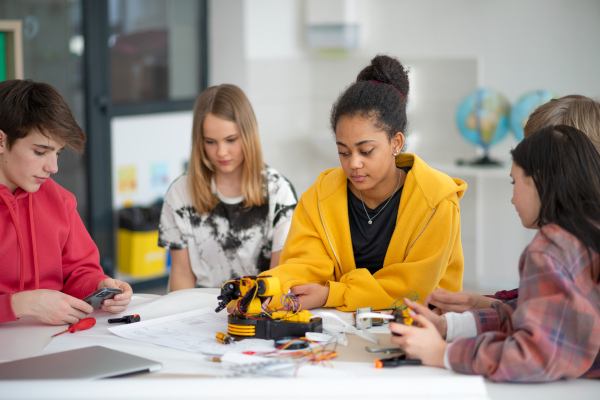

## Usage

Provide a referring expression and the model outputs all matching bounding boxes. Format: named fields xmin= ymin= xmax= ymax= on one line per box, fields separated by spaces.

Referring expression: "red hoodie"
xmin=0 ymin=178 xmax=108 ymax=323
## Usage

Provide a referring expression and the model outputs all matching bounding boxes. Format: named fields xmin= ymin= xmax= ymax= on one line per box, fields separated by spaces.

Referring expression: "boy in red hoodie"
xmin=0 ymin=79 xmax=132 ymax=325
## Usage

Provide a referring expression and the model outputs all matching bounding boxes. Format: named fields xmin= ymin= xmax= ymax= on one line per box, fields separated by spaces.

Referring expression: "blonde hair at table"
xmin=188 ymin=84 xmax=265 ymax=214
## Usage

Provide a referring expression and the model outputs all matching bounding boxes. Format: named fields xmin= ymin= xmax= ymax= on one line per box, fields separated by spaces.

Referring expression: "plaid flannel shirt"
xmin=490 ymin=288 xmax=519 ymax=301
xmin=447 ymin=223 xmax=600 ymax=382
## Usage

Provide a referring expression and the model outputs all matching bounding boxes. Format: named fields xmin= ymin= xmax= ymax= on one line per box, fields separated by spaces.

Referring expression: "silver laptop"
xmin=0 ymin=346 xmax=163 ymax=380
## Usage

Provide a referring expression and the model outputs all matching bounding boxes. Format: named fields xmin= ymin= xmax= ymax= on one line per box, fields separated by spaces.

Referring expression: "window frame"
xmin=110 ymin=0 xmax=209 ymax=117
xmin=83 ymin=0 xmax=208 ymax=278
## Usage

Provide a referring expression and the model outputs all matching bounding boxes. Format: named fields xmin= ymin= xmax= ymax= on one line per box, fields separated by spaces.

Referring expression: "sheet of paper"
xmin=108 ymin=307 xmax=274 ymax=355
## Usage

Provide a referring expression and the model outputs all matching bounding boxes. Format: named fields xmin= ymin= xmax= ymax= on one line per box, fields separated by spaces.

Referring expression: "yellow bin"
xmin=118 ymin=228 xmax=166 ymax=278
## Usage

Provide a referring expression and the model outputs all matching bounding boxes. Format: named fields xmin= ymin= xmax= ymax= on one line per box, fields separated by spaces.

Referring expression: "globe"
xmin=456 ymin=88 xmax=511 ymax=165
xmin=510 ymin=90 xmax=558 ymax=141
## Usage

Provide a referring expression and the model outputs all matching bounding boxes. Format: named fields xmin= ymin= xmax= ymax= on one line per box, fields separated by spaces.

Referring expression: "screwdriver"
xmin=51 ymin=317 xmax=96 ymax=337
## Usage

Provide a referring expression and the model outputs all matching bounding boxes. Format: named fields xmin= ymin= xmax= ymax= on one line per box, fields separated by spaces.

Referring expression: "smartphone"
xmin=83 ymin=287 xmax=123 ymax=309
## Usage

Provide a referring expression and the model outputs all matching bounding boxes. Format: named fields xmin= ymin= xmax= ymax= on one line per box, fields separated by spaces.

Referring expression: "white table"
xmin=1 ymin=289 xmax=598 ymax=400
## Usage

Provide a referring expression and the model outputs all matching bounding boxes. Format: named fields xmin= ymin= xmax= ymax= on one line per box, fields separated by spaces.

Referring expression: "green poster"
xmin=0 ymin=32 xmax=6 ymax=81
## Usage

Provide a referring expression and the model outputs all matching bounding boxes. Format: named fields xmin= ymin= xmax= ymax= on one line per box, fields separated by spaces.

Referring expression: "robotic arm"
xmin=215 ymin=275 xmax=280 ymax=314
xmin=214 ymin=276 xmax=323 ymax=340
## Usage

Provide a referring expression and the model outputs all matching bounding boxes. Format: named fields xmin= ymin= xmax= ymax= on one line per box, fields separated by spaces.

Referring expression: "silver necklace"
xmin=358 ymin=170 xmax=402 ymax=225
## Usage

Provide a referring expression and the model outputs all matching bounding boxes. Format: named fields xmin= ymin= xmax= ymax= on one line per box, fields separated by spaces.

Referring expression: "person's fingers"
xmin=289 ymin=286 xmax=307 ymax=295
xmin=389 ymin=322 xmax=418 ymax=348
xmin=103 ymin=297 xmax=131 ymax=308
xmin=114 ymin=281 xmax=133 ymax=301
xmin=105 ymin=305 xmax=128 ymax=314
xmin=68 ymin=308 xmax=89 ymax=321
xmin=62 ymin=315 xmax=80 ymax=325
xmin=389 ymin=321 xmax=410 ymax=335
xmin=260 ymin=296 xmax=273 ymax=310
xmin=101 ymin=301 xmax=129 ymax=313
xmin=430 ymin=290 xmax=460 ymax=304
xmin=404 ymin=298 xmax=429 ymax=314
xmin=409 ymin=310 xmax=433 ymax=329
xmin=429 ymin=288 xmax=450 ymax=298
xmin=423 ymin=294 xmax=433 ymax=307
xmin=71 ymin=297 xmax=94 ymax=314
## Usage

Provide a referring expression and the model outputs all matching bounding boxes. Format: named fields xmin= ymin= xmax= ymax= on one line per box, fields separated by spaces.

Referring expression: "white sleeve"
xmin=444 ymin=311 xmax=477 ymax=342
xmin=443 ymin=344 xmax=453 ymax=370
xmin=268 ymin=170 xmax=297 ymax=253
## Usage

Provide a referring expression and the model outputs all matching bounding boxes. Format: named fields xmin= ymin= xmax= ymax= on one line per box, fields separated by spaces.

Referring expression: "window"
xmin=108 ymin=0 xmax=207 ymax=115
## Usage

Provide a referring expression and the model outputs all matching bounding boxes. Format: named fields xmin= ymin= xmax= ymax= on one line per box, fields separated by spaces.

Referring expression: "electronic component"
xmin=83 ymin=288 xmax=123 ymax=310
xmin=355 ymin=307 xmax=373 ymax=329
xmin=374 ymin=354 xmax=422 ymax=368
xmin=393 ymin=307 xmax=416 ymax=326
xmin=216 ymin=332 xmax=235 ymax=344
xmin=108 ymin=314 xmax=140 ymax=324
xmin=365 ymin=346 xmax=403 ymax=354
xmin=391 ymin=307 xmax=418 ymax=337
xmin=274 ymin=337 xmax=309 ymax=350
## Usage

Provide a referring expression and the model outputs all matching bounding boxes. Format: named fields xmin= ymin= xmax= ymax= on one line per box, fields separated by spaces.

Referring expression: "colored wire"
xmin=388 ymin=291 xmax=421 ymax=312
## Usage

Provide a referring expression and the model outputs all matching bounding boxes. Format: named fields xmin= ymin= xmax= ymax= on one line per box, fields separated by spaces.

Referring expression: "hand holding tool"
xmin=108 ymin=314 xmax=140 ymax=324
xmin=51 ymin=317 xmax=96 ymax=337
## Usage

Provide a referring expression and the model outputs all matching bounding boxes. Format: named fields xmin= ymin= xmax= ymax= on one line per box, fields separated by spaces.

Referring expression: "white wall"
xmin=208 ymin=0 xmax=600 ymax=194
xmin=112 ymin=0 xmax=600 ymax=290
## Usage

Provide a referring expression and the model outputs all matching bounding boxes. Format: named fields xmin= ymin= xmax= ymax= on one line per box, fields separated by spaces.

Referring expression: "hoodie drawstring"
xmin=29 ymin=194 xmax=40 ymax=289
xmin=0 ymin=190 xmax=40 ymax=291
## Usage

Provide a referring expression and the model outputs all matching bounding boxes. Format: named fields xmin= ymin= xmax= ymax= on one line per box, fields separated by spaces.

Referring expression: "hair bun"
xmin=357 ymin=54 xmax=409 ymax=99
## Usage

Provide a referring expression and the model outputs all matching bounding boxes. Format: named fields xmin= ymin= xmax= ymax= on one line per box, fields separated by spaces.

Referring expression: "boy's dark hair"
xmin=0 ymin=79 xmax=85 ymax=153
xmin=512 ymin=125 xmax=600 ymax=281
xmin=330 ymin=54 xmax=410 ymax=149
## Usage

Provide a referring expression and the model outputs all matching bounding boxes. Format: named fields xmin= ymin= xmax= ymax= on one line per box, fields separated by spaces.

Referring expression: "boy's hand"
xmin=11 ymin=289 xmax=93 ymax=325
xmin=97 ymin=278 xmax=133 ymax=313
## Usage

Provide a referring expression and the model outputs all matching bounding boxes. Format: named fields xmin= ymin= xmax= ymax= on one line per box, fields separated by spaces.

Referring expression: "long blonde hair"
xmin=188 ymin=84 xmax=265 ymax=214
xmin=524 ymin=95 xmax=600 ymax=151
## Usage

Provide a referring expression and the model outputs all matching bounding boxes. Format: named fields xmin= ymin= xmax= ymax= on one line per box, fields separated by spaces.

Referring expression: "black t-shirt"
xmin=347 ymin=167 xmax=410 ymax=275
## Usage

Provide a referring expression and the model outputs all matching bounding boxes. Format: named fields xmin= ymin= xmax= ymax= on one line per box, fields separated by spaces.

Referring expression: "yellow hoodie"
xmin=264 ymin=153 xmax=467 ymax=312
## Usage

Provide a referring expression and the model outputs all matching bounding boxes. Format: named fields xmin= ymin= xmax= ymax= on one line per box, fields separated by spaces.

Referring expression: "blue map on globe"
xmin=510 ymin=90 xmax=558 ymax=141
xmin=456 ymin=88 xmax=511 ymax=152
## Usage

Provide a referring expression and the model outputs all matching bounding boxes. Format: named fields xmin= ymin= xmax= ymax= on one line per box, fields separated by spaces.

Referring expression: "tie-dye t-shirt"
xmin=158 ymin=167 xmax=297 ymax=287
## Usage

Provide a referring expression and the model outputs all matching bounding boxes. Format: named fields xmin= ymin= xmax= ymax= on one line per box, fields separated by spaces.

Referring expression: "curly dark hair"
xmin=330 ymin=54 xmax=410 ymax=149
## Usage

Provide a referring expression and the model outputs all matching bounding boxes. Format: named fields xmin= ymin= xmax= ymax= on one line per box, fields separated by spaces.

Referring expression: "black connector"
xmin=108 ymin=314 xmax=140 ymax=324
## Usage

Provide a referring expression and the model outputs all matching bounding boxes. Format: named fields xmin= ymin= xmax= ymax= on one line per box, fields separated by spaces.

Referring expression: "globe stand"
xmin=470 ymin=155 xmax=503 ymax=166
xmin=456 ymin=153 xmax=503 ymax=167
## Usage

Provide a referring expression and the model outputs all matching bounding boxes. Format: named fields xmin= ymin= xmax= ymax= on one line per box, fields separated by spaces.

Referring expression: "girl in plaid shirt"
xmin=425 ymin=95 xmax=600 ymax=314
xmin=391 ymin=125 xmax=600 ymax=382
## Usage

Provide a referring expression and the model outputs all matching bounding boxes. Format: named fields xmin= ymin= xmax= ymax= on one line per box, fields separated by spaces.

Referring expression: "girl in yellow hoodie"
xmin=265 ymin=55 xmax=467 ymax=312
